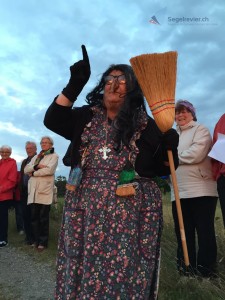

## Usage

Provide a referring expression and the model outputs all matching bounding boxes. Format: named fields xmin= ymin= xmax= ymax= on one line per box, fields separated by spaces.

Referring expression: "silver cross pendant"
xmin=99 ymin=146 xmax=111 ymax=160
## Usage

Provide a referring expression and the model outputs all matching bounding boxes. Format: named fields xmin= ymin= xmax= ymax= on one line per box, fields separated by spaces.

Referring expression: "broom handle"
xmin=167 ymin=150 xmax=190 ymax=267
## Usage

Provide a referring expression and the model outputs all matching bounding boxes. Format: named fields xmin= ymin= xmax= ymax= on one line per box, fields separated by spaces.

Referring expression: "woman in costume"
xmin=44 ymin=45 xmax=179 ymax=299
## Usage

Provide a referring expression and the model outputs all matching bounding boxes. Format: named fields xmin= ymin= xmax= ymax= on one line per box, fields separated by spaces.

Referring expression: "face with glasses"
xmin=0 ymin=148 xmax=11 ymax=160
xmin=103 ymin=70 xmax=127 ymax=118
xmin=104 ymin=74 xmax=126 ymax=85
xmin=40 ymin=138 xmax=52 ymax=151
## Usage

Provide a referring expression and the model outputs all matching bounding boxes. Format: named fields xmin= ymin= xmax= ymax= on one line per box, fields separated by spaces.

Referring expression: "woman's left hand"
xmin=162 ymin=129 xmax=179 ymax=150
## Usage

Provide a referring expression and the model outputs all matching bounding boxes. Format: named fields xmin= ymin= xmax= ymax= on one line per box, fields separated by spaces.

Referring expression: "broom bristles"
xmin=130 ymin=51 xmax=177 ymax=132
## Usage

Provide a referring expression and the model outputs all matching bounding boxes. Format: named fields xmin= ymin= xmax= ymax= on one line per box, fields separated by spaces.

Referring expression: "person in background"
xmin=24 ymin=136 xmax=58 ymax=252
xmin=44 ymin=45 xmax=179 ymax=299
xmin=13 ymin=171 xmax=24 ymax=235
xmin=172 ymin=100 xmax=218 ymax=278
xmin=0 ymin=145 xmax=17 ymax=248
xmin=212 ymin=113 xmax=225 ymax=228
xmin=20 ymin=141 xmax=37 ymax=245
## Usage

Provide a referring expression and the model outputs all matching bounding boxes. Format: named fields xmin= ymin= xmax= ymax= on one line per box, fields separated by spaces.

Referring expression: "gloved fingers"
xmin=81 ymin=45 xmax=90 ymax=66
xmin=162 ymin=128 xmax=179 ymax=150
xmin=164 ymin=128 xmax=175 ymax=135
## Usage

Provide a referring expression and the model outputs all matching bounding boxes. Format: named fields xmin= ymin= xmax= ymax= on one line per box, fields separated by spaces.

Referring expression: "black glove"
xmin=162 ymin=128 xmax=179 ymax=150
xmin=62 ymin=45 xmax=91 ymax=102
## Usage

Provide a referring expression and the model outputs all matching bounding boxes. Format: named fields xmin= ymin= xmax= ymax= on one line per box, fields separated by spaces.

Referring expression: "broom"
xmin=130 ymin=51 xmax=190 ymax=267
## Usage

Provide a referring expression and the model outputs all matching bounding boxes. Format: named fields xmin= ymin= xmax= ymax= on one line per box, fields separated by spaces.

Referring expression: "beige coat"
xmin=171 ymin=121 xmax=217 ymax=200
xmin=24 ymin=152 xmax=59 ymax=205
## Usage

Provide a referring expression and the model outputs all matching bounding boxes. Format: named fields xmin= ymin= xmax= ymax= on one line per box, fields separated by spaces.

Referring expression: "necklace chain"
xmin=98 ymin=116 xmax=111 ymax=160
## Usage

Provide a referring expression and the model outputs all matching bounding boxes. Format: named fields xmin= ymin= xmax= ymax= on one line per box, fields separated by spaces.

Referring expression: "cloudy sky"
xmin=0 ymin=0 xmax=224 ymax=178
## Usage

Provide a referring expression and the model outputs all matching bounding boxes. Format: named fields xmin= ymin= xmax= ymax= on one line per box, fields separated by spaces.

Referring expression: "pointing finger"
xmin=81 ymin=45 xmax=90 ymax=65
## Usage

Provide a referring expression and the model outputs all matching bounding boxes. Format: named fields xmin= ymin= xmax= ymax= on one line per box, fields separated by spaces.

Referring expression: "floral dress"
xmin=55 ymin=107 xmax=163 ymax=300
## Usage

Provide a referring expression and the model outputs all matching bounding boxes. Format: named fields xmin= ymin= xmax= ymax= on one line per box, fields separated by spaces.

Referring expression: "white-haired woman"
xmin=0 ymin=145 xmax=17 ymax=247
xmin=24 ymin=136 xmax=58 ymax=251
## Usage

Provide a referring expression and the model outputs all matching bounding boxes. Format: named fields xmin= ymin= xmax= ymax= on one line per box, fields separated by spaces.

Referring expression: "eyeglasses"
xmin=0 ymin=151 xmax=10 ymax=154
xmin=104 ymin=74 xmax=126 ymax=85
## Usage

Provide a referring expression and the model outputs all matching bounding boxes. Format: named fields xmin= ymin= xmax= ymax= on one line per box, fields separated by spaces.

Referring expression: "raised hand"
xmin=62 ymin=45 xmax=91 ymax=103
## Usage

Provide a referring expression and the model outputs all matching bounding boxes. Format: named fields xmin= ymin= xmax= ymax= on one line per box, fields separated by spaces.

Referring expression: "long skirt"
xmin=55 ymin=169 xmax=163 ymax=300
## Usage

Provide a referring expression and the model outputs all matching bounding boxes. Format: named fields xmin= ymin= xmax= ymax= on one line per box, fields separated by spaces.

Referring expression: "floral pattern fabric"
xmin=55 ymin=108 xmax=163 ymax=300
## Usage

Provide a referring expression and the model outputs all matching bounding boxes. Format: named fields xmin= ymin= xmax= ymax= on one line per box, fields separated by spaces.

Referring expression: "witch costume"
xmin=44 ymin=100 xmax=178 ymax=299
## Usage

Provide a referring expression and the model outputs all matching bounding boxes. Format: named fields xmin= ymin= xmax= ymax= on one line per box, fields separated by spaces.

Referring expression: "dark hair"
xmin=86 ymin=64 xmax=146 ymax=149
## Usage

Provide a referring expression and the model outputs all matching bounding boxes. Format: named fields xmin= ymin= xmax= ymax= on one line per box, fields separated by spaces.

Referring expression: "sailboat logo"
xmin=149 ymin=16 xmax=160 ymax=25
xmin=149 ymin=8 xmax=167 ymax=25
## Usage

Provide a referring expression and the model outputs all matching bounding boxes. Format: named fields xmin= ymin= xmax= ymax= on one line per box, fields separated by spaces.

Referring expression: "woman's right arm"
xmin=55 ymin=94 xmax=73 ymax=107
xmin=44 ymin=45 xmax=91 ymax=140
xmin=43 ymin=97 xmax=75 ymax=140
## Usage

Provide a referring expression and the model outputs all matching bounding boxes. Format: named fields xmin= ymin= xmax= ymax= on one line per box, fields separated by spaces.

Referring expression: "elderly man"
xmin=20 ymin=141 xmax=37 ymax=245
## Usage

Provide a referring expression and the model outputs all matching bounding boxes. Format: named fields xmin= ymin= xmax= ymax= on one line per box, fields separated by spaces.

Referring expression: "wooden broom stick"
xmin=130 ymin=52 xmax=190 ymax=267
xmin=167 ymin=151 xmax=190 ymax=266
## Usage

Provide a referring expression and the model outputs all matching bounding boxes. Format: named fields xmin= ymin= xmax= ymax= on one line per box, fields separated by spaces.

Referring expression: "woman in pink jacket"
xmin=0 ymin=145 xmax=17 ymax=247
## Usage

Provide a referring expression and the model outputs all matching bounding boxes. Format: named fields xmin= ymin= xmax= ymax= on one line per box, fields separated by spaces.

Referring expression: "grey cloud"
xmin=0 ymin=0 xmax=224 ymax=177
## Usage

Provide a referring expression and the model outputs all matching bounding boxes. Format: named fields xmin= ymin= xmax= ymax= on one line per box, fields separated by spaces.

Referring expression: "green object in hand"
xmin=119 ymin=169 xmax=136 ymax=184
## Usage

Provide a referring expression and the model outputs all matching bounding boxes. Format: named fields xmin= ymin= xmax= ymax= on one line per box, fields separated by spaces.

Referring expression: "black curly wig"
xmin=86 ymin=64 xmax=147 ymax=149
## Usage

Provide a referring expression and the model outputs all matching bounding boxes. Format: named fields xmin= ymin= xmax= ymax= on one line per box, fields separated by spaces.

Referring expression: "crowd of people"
xmin=0 ymin=137 xmax=58 ymax=252
xmin=0 ymin=44 xmax=224 ymax=299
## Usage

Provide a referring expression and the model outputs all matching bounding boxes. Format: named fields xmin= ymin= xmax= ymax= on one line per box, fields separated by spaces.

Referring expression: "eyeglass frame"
xmin=104 ymin=74 xmax=126 ymax=85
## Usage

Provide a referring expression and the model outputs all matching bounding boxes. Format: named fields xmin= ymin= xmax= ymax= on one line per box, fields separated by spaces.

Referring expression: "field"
xmin=159 ymin=193 xmax=225 ymax=300
xmin=8 ymin=194 xmax=225 ymax=299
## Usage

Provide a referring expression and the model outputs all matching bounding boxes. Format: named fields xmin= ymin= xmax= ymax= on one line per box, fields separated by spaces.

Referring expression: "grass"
xmin=7 ymin=194 xmax=225 ymax=300
xmin=159 ymin=193 xmax=225 ymax=300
